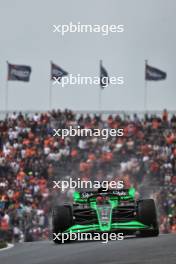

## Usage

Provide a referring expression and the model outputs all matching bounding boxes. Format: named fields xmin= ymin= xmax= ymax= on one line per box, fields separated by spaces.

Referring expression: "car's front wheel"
xmin=137 ymin=199 xmax=159 ymax=237
xmin=52 ymin=205 xmax=73 ymax=244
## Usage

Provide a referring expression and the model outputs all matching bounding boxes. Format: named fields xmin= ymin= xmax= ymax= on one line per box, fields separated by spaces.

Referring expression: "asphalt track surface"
xmin=0 ymin=234 xmax=176 ymax=264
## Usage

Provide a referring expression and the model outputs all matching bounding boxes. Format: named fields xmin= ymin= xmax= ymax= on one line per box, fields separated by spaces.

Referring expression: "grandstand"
xmin=0 ymin=109 xmax=176 ymax=242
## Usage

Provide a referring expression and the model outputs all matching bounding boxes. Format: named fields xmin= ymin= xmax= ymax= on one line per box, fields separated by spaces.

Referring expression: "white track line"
xmin=0 ymin=243 xmax=14 ymax=252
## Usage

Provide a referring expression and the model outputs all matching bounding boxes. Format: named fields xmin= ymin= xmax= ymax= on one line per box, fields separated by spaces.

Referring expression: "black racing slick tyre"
xmin=137 ymin=199 xmax=159 ymax=237
xmin=52 ymin=205 xmax=73 ymax=244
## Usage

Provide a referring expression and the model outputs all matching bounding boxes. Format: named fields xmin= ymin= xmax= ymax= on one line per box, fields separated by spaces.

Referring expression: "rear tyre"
xmin=52 ymin=205 xmax=73 ymax=244
xmin=137 ymin=199 xmax=159 ymax=237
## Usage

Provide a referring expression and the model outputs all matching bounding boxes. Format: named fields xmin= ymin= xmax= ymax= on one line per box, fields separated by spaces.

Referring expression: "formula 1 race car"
xmin=52 ymin=188 xmax=159 ymax=243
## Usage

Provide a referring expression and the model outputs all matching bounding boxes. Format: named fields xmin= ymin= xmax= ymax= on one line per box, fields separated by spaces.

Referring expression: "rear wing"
xmin=73 ymin=188 xmax=136 ymax=203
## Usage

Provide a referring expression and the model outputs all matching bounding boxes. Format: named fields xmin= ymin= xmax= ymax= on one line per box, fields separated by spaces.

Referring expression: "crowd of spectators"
xmin=0 ymin=109 xmax=176 ymax=242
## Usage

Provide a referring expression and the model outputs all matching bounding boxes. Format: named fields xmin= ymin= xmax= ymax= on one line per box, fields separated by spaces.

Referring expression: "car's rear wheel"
xmin=52 ymin=205 xmax=73 ymax=244
xmin=137 ymin=199 xmax=159 ymax=237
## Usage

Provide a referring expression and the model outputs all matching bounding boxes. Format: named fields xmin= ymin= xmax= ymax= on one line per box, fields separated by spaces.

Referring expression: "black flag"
xmin=145 ymin=64 xmax=167 ymax=81
xmin=51 ymin=62 xmax=68 ymax=81
xmin=100 ymin=60 xmax=109 ymax=88
xmin=8 ymin=63 xmax=31 ymax=82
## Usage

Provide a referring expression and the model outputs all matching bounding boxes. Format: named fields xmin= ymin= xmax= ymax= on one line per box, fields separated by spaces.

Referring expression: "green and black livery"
xmin=52 ymin=188 xmax=159 ymax=243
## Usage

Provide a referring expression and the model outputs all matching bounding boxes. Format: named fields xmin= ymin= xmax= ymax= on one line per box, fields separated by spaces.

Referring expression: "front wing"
xmin=64 ymin=220 xmax=151 ymax=234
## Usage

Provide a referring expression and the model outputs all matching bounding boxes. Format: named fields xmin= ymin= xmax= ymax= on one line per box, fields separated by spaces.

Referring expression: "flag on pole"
xmin=100 ymin=60 xmax=109 ymax=88
xmin=8 ymin=63 xmax=32 ymax=82
xmin=145 ymin=64 xmax=167 ymax=81
xmin=51 ymin=61 xmax=68 ymax=81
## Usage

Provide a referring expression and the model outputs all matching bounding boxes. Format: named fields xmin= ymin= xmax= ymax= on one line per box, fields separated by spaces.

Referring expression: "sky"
xmin=0 ymin=0 xmax=175 ymax=112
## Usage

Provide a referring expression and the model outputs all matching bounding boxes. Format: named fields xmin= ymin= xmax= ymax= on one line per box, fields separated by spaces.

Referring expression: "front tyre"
xmin=137 ymin=199 xmax=159 ymax=237
xmin=52 ymin=205 xmax=73 ymax=244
